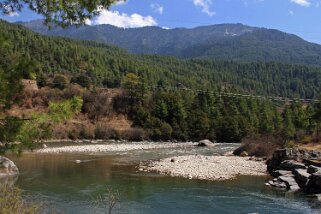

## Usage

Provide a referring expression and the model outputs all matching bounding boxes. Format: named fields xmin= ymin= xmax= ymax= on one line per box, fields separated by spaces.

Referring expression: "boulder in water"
xmin=307 ymin=171 xmax=321 ymax=194
xmin=280 ymin=160 xmax=306 ymax=171
xmin=197 ymin=139 xmax=213 ymax=147
xmin=0 ymin=156 xmax=19 ymax=177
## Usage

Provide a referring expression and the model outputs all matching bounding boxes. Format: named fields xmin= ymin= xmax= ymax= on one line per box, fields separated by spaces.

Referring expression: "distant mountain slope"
xmin=2 ymin=19 xmax=321 ymax=99
xmin=21 ymin=20 xmax=321 ymax=66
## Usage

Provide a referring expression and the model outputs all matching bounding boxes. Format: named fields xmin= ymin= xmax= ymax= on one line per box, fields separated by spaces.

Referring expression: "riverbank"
xmin=36 ymin=142 xmax=196 ymax=153
xmin=140 ymin=155 xmax=267 ymax=181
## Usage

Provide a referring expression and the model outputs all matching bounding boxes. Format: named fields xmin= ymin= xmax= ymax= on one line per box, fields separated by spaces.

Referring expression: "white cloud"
xmin=290 ymin=0 xmax=311 ymax=7
xmin=8 ymin=12 xmax=19 ymax=17
xmin=151 ymin=3 xmax=164 ymax=15
xmin=85 ymin=18 xmax=92 ymax=25
xmin=95 ymin=10 xmax=157 ymax=28
xmin=115 ymin=0 xmax=127 ymax=5
xmin=193 ymin=0 xmax=216 ymax=16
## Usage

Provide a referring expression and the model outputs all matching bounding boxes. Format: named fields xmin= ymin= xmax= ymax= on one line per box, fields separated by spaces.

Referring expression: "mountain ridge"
xmin=19 ymin=20 xmax=321 ymax=67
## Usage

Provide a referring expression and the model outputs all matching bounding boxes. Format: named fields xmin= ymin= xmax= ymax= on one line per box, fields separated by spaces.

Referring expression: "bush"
xmin=121 ymin=128 xmax=146 ymax=141
xmin=63 ymin=84 xmax=84 ymax=99
xmin=0 ymin=184 xmax=39 ymax=214
xmin=79 ymin=124 xmax=95 ymax=139
xmin=94 ymin=123 xmax=118 ymax=140
xmin=235 ymin=134 xmax=286 ymax=158
xmin=82 ymin=91 xmax=111 ymax=121
xmin=52 ymin=75 xmax=68 ymax=90
xmin=70 ymin=74 xmax=92 ymax=89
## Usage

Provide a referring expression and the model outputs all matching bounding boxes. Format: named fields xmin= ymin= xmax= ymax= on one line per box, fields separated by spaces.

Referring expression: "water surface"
xmin=8 ymin=143 xmax=321 ymax=214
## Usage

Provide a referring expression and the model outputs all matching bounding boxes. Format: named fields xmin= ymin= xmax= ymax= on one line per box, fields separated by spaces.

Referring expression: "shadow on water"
xmin=6 ymin=147 xmax=321 ymax=214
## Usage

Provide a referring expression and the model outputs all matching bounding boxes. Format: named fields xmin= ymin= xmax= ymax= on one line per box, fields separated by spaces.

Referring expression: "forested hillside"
xmin=1 ymin=19 xmax=321 ymax=98
xmin=22 ymin=20 xmax=321 ymax=67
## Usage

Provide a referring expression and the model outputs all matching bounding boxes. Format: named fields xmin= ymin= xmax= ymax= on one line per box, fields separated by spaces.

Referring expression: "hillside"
xmin=1 ymin=19 xmax=321 ymax=99
xmin=21 ymin=20 xmax=321 ymax=67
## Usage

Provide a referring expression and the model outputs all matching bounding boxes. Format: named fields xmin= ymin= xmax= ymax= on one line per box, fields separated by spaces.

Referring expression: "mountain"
xmin=1 ymin=19 xmax=321 ymax=98
xmin=21 ymin=20 xmax=321 ymax=67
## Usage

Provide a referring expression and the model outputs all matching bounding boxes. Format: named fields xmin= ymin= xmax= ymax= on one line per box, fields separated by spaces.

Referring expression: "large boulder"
xmin=278 ymin=175 xmax=300 ymax=191
xmin=307 ymin=165 xmax=321 ymax=174
xmin=293 ymin=169 xmax=310 ymax=189
xmin=272 ymin=170 xmax=293 ymax=177
xmin=303 ymin=159 xmax=321 ymax=168
xmin=0 ymin=156 xmax=19 ymax=177
xmin=267 ymin=149 xmax=287 ymax=173
xmin=280 ymin=160 xmax=306 ymax=171
xmin=307 ymin=171 xmax=321 ymax=194
xmin=197 ymin=139 xmax=213 ymax=147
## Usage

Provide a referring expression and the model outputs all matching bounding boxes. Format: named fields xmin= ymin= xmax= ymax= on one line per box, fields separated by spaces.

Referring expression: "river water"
xmin=7 ymin=143 xmax=321 ymax=214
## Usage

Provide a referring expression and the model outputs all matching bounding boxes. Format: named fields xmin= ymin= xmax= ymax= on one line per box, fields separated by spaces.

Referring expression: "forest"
xmin=0 ymin=20 xmax=321 ymax=99
xmin=0 ymin=19 xmax=321 ymax=155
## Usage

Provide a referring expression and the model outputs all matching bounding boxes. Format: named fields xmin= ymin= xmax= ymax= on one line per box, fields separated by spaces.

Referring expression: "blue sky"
xmin=2 ymin=0 xmax=321 ymax=44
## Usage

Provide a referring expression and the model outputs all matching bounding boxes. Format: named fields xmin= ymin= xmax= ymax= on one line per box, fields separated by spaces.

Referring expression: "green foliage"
xmin=23 ymin=21 xmax=321 ymax=67
xmin=71 ymin=74 xmax=92 ymax=89
xmin=0 ymin=184 xmax=39 ymax=214
xmin=52 ymin=75 xmax=68 ymax=90
xmin=1 ymin=0 xmax=123 ymax=27
xmin=0 ymin=20 xmax=320 ymax=99
xmin=49 ymin=96 xmax=83 ymax=123
xmin=122 ymin=73 xmax=142 ymax=99
xmin=116 ymin=89 xmax=321 ymax=142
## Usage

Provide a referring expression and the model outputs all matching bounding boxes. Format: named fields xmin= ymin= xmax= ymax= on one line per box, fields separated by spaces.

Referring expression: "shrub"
xmin=52 ymin=75 xmax=68 ymax=90
xmin=94 ymin=123 xmax=117 ymax=140
xmin=235 ymin=133 xmax=286 ymax=158
xmin=79 ymin=124 xmax=96 ymax=139
xmin=0 ymin=184 xmax=39 ymax=214
xmin=121 ymin=128 xmax=146 ymax=141
xmin=63 ymin=84 xmax=84 ymax=99
xmin=70 ymin=74 xmax=92 ymax=89
xmin=82 ymin=92 xmax=111 ymax=121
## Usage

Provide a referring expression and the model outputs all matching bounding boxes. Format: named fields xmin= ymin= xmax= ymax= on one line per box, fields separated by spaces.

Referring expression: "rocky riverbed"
xmin=266 ymin=148 xmax=321 ymax=197
xmin=36 ymin=142 xmax=196 ymax=153
xmin=140 ymin=155 xmax=267 ymax=180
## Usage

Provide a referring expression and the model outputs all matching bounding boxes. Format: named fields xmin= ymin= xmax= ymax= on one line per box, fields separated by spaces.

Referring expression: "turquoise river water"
xmin=7 ymin=143 xmax=321 ymax=214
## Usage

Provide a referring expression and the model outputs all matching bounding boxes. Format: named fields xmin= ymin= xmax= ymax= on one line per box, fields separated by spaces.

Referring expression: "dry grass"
xmin=298 ymin=143 xmax=321 ymax=152
xmin=0 ymin=184 xmax=40 ymax=214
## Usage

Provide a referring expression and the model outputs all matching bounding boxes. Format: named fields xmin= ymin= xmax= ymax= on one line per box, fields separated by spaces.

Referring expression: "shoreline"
xmin=140 ymin=155 xmax=267 ymax=181
xmin=34 ymin=141 xmax=266 ymax=181
xmin=35 ymin=142 xmax=198 ymax=153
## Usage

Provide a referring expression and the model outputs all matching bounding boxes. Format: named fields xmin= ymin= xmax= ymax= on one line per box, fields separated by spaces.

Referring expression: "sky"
xmin=1 ymin=0 xmax=321 ymax=44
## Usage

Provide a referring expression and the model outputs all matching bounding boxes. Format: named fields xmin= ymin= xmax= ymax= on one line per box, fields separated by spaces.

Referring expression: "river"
xmin=8 ymin=143 xmax=321 ymax=214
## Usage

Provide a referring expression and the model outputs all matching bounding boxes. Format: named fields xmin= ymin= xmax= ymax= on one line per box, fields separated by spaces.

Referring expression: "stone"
xmin=307 ymin=165 xmax=321 ymax=174
xmin=197 ymin=139 xmax=213 ymax=147
xmin=293 ymin=169 xmax=310 ymax=188
xmin=267 ymin=149 xmax=287 ymax=173
xmin=272 ymin=170 xmax=293 ymax=177
xmin=240 ymin=151 xmax=249 ymax=157
xmin=278 ymin=175 xmax=300 ymax=191
xmin=280 ymin=160 xmax=306 ymax=171
xmin=0 ymin=156 xmax=19 ymax=177
xmin=42 ymin=144 xmax=48 ymax=149
xmin=303 ymin=159 xmax=321 ymax=168
xmin=171 ymin=158 xmax=176 ymax=163
xmin=268 ymin=180 xmax=287 ymax=189
xmin=307 ymin=171 xmax=321 ymax=194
